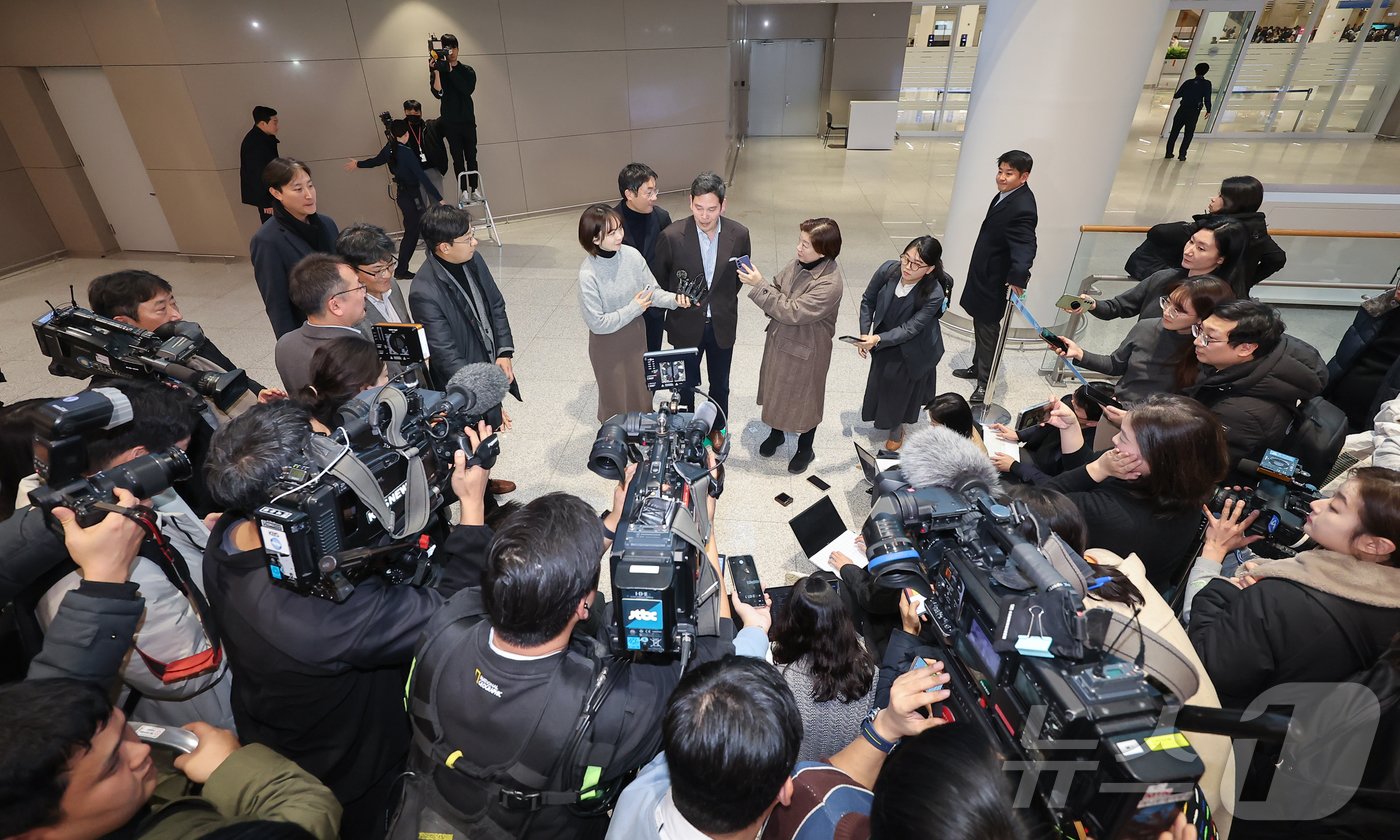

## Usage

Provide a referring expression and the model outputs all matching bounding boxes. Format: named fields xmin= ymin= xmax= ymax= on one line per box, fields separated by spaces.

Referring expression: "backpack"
xmin=933 ymin=269 xmax=955 ymax=318
xmin=388 ymin=589 xmax=629 ymax=840
xmin=1280 ymin=396 xmax=1348 ymax=482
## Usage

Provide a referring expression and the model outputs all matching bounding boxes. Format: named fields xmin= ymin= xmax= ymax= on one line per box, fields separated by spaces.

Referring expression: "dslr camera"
xmin=254 ymin=364 xmax=507 ymax=602
xmin=588 ymin=349 xmax=724 ymax=660
xmin=1207 ymin=449 xmax=1322 ymax=558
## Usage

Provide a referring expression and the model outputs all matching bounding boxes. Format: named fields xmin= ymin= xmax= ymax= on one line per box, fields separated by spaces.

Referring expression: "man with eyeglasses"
xmin=1185 ymin=299 xmax=1326 ymax=466
xmin=337 ymin=224 xmax=413 ymax=382
xmin=274 ymin=253 xmax=371 ymax=397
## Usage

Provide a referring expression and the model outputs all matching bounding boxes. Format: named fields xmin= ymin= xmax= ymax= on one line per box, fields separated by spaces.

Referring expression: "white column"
xmin=944 ymin=0 xmax=1169 ymax=329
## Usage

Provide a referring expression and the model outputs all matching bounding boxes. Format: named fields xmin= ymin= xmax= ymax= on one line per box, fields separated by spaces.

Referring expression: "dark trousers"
xmin=395 ymin=187 xmax=424 ymax=270
xmin=254 ymin=207 xmax=271 ymax=225
xmin=689 ymin=319 xmax=733 ymax=421
xmin=970 ymin=316 xmax=1002 ymax=386
xmin=642 ymin=308 xmax=666 ymax=353
xmin=1166 ymin=107 xmax=1202 ymax=157
xmin=440 ymin=119 xmax=479 ymax=190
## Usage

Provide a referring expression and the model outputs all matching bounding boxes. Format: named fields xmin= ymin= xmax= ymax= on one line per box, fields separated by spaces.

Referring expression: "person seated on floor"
xmin=1323 ymin=284 xmax=1400 ymax=434
xmin=987 ymin=385 xmax=1103 ymax=485
xmin=293 ymin=336 xmax=388 ymax=431
xmin=925 ymin=392 xmax=986 ymax=453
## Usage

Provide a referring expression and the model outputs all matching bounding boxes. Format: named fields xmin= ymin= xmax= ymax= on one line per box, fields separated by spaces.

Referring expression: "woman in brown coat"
xmin=738 ymin=217 xmax=844 ymax=474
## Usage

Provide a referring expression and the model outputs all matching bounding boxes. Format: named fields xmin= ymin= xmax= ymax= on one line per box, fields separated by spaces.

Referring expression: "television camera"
xmin=33 ymin=302 xmax=248 ymax=412
xmin=866 ymin=425 xmax=1206 ymax=839
xmin=428 ymin=34 xmax=453 ymax=73
xmin=253 ymin=363 xmax=507 ymax=603
xmin=1207 ymin=449 xmax=1322 ymax=558
xmin=587 ymin=349 xmax=725 ymax=662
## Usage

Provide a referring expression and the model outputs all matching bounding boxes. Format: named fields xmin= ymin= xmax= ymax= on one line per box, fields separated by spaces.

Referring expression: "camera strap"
xmin=124 ymin=507 xmax=224 ymax=684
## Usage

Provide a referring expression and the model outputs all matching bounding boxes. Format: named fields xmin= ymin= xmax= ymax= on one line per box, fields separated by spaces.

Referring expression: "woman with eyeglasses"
xmin=1067 ymin=217 xmax=1247 ymax=322
xmin=1052 ymin=275 xmax=1235 ymax=403
xmin=251 ymin=157 xmax=341 ymax=339
xmin=853 ymin=236 xmax=949 ymax=451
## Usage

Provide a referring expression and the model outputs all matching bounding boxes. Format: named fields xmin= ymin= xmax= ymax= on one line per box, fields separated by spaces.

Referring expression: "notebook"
xmin=788 ymin=496 xmax=867 ymax=573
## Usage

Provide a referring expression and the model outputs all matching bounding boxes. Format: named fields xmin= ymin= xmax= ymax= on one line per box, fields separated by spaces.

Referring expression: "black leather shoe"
xmin=969 ymin=385 xmax=987 ymax=404
xmin=1164 ymin=151 xmax=1174 ymax=159
xmin=394 ymin=270 xmax=416 ymax=280
xmin=952 ymin=367 xmax=978 ymax=380
xmin=759 ymin=430 xmax=784 ymax=457
xmin=1177 ymin=154 xmax=1186 ymax=161
xmin=788 ymin=448 xmax=815 ymax=474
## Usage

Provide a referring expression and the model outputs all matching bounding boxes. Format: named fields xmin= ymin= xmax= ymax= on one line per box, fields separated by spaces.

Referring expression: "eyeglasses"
xmin=1190 ymin=323 xmax=1218 ymax=345
xmin=899 ymin=254 xmax=929 ymax=271
xmin=331 ymin=282 xmax=368 ymax=301
xmin=358 ymin=260 xmax=396 ymax=279
xmin=1159 ymin=295 xmax=1185 ymax=318
xmin=453 ymin=231 xmax=477 ymax=245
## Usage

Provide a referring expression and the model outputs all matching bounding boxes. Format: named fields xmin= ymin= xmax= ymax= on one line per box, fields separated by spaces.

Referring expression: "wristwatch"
xmin=860 ymin=707 xmax=899 ymax=754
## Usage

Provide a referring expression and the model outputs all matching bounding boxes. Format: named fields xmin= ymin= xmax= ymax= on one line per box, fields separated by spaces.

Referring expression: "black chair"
xmin=823 ymin=111 xmax=847 ymax=148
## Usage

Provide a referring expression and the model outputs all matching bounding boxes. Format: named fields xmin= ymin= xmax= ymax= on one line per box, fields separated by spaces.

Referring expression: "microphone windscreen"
xmin=444 ymin=362 xmax=510 ymax=415
xmin=691 ymin=398 xmax=719 ymax=433
xmin=898 ymin=425 xmax=1001 ymax=495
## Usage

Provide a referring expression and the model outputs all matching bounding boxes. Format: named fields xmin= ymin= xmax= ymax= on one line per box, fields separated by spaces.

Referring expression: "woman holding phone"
xmin=739 ymin=218 xmax=844 ymax=474
xmin=854 ymin=236 xmax=948 ymax=451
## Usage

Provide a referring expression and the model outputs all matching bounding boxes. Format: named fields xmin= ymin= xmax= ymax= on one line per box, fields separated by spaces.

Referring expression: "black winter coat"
xmin=859 ymin=260 xmax=947 ymax=380
xmin=249 ymin=211 xmax=340 ymax=338
xmin=958 ymin=186 xmax=1037 ymax=322
xmin=1126 ymin=211 xmax=1287 ymax=292
xmin=407 ymin=253 xmax=515 ymax=390
xmin=1323 ymin=301 xmax=1400 ymax=432
xmin=1187 ymin=334 xmax=1328 ymax=466
xmin=238 ymin=126 xmax=279 ymax=209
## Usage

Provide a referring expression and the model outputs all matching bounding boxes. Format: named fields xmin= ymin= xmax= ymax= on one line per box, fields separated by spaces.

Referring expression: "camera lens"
xmin=588 ymin=423 xmax=628 ymax=481
xmin=103 ymin=447 xmax=192 ymax=499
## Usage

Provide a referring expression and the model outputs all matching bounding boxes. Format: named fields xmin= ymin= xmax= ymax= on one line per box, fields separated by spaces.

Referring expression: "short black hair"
xmin=1195 ymin=62 xmax=1210 ymax=75
xmin=1070 ymin=385 xmax=1104 ymax=423
xmin=252 ymin=105 xmax=277 ymax=124
xmin=1217 ymin=175 xmax=1264 ymax=214
xmin=665 ymin=657 xmax=802 ymax=834
xmin=335 ymin=222 xmax=396 ymax=268
xmin=403 ymin=99 xmax=422 ymax=112
xmin=205 ymin=400 xmax=314 ymax=512
xmin=1213 ymin=298 xmax=1284 ymax=358
xmin=618 ymin=162 xmax=658 ymax=198
xmin=482 ymin=493 xmax=603 ymax=646
xmin=0 ymin=679 xmax=113 ymax=837
xmin=288 ymin=253 xmax=352 ymax=317
xmin=440 ymin=33 xmax=459 ymax=48
xmin=690 ymin=171 xmax=726 ymax=202
xmin=88 ymin=269 xmax=173 ymax=321
xmin=421 ymin=205 xmax=474 ymax=253
xmin=262 ymin=157 xmax=310 ymax=192
xmin=997 ymin=149 xmax=1033 ymax=174
xmin=83 ymin=379 xmax=202 ymax=469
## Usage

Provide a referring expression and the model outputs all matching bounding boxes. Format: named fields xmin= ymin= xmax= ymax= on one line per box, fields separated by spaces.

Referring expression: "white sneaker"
xmin=470 ymin=188 xmax=485 ymax=202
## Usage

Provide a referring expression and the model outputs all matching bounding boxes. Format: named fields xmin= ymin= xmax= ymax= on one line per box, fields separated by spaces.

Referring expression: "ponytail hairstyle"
xmin=296 ymin=337 xmax=385 ymax=428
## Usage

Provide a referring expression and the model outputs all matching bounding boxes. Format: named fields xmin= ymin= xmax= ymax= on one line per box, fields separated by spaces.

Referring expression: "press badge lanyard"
xmin=1009 ymin=291 xmax=1090 ymax=388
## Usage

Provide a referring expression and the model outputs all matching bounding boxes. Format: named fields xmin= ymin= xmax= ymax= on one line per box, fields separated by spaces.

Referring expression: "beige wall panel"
xmin=0 ymin=68 xmax=80 ymax=169
xmin=26 ymin=166 xmax=117 ymax=254
xmin=831 ymin=38 xmax=907 ymax=91
xmin=0 ymin=169 xmax=64 ymax=271
xmin=361 ymin=54 xmax=517 ymax=145
xmin=508 ymin=52 xmax=629 ymax=141
xmin=183 ymin=60 xmax=379 ymax=170
xmin=146 ymin=169 xmax=243 ymax=255
xmin=0 ymin=123 xmax=21 ymax=172
xmin=517 ymin=131 xmax=633 ymax=210
xmin=624 ymin=0 xmax=727 ymax=49
xmin=741 ymin=5 xmax=835 ymax=40
xmin=106 ymin=66 xmax=215 ymax=171
xmin=346 ymin=0 xmax=505 ymax=58
xmin=827 ymin=89 xmax=901 ymax=122
xmin=76 ymin=0 xmax=179 ymax=65
xmin=300 ymin=158 xmax=401 ymax=233
xmin=629 ymin=122 xmax=727 ymax=189
xmin=0 ymin=0 xmax=98 ymax=66
xmin=834 ymin=3 xmax=913 ymax=39
xmin=156 ymin=0 xmax=359 ymax=64
xmin=627 ymin=48 xmax=729 ymax=131
xmin=474 ymin=142 xmax=526 ymax=216
xmin=500 ymin=0 xmax=626 ymax=54
xmin=215 ymin=167 xmax=267 ymax=251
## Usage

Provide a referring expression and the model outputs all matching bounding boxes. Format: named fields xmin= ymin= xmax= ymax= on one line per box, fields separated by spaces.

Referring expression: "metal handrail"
xmin=1080 ymin=225 xmax=1400 ymax=239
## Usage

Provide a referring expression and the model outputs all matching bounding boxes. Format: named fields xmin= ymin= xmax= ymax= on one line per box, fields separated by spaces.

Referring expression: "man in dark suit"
xmin=1166 ymin=63 xmax=1212 ymax=161
xmin=615 ymin=163 xmax=673 ymax=352
xmin=336 ymin=223 xmax=412 ymax=381
xmin=953 ymin=150 xmax=1038 ymax=404
xmin=238 ymin=105 xmax=279 ymax=225
xmin=649 ymin=172 xmax=752 ymax=422
xmin=409 ymin=205 xmax=515 ymax=392
xmin=274 ymin=254 xmax=370 ymax=397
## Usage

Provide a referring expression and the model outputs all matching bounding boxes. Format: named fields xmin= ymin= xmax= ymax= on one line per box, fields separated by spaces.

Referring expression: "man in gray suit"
xmin=274 ymin=253 xmax=369 ymax=397
xmin=337 ymin=223 xmax=411 ymax=381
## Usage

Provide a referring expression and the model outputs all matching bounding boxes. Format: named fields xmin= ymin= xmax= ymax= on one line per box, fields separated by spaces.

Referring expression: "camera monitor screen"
xmin=643 ymin=348 xmax=700 ymax=392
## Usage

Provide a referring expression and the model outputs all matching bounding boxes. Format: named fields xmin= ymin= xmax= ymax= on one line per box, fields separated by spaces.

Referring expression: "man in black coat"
xmin=649 ymin=172 xmax=752 ymax=421
xmin=953 ymin=150 xmax=1038 ymax=404
xmin=615 ymin=162 xmax=673 ymax=352
xmin=1324 ymin=288 xmax=1400 ymax=432
xmin=429 ymin=33 xmax=480 ymax=198
xmin=1166 ymin=63 xmax=1212 ymax=161
xmin=238 ymin=105 xmax=279 ymax=225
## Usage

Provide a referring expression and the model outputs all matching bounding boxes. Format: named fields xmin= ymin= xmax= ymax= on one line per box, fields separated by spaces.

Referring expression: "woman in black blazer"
xmin=250 ymin=157 xmax=340 ymax=339
xmin=853 ymin=236 xmax=948 ymax=451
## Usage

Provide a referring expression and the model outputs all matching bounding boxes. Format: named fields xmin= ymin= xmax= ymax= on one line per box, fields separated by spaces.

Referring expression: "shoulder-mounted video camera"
xmin=1208 ymin=449 xmax=1321 ymax=558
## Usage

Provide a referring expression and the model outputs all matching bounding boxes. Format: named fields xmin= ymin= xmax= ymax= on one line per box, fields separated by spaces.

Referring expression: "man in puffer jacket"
xmin=1186 ymin=299 xmax=1327 ymax=467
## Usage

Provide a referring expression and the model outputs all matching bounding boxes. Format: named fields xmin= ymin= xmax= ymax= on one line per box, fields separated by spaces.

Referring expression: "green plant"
xmin=1166 ymin=46 xmax=1189 ymax=59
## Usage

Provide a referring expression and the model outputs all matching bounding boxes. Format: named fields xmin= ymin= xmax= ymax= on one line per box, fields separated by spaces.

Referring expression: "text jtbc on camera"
xmin=864 ymin=430 xmax=1204 ymax=839
xmin=254 ymin=363 xmax=508 ymax=602
xmin=33 ymin=302 xmax=248 ymax=411
xmin=588 ymin=349 xmax=723 ymax=661
xmin=1208 ymin=449 xmax=1322 ymax=558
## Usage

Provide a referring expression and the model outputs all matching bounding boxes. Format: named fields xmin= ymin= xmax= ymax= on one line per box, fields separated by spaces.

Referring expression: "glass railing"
xmin=1041 ymin=226 xmax=1400 ymax=384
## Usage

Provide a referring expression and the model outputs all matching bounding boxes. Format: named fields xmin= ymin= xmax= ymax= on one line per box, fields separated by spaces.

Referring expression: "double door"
xmin=747 ymin=39 xmax=825 ymax=136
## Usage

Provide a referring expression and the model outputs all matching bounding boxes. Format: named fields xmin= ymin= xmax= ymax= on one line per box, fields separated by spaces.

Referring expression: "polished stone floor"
xmin=4 ymin=128 xmax=1399 ymax=588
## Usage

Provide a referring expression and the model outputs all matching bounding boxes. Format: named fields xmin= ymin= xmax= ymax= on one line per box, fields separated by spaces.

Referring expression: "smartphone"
xmin=838 ymin=335 xmax=862 ymax=344
xmin=734 ymin=254 xmax=754 ymax=273
xmin=1038 ymin=328 xmax=1069 ymax=354
xmin=1056 ymin=294 xmax=1084 ymax=311
xmin=728 ymin=555 xmax=766 ymax=607
xmin=775 ymin=492 xmax=793 ymax=507
xmin=1016 ymin=399 xmax=1056 ymax=432
xmin=807 ymin=475 xmax=831 ymax=492
xmin=1082 ymin=382 xmax=1125 ymax=411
